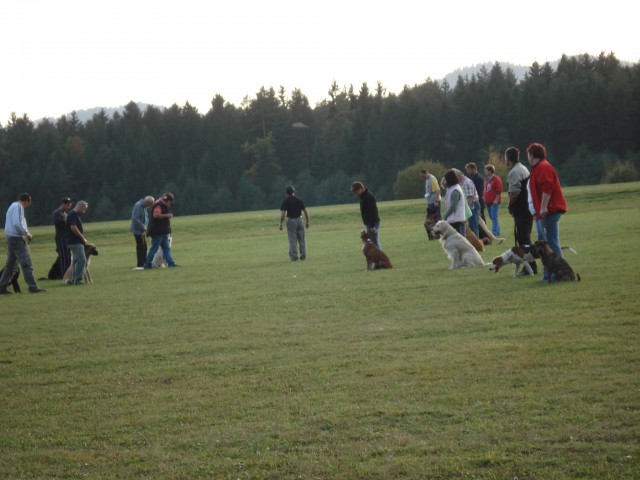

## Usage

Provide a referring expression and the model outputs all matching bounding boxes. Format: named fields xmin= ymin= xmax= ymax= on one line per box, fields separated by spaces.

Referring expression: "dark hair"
xmin=505 ymin=147 xmax=520 ymax=163
xmin=444 ymin=169 xmax=459 ymax=187
xmin=527 ymin=143 xmax=547 ymax=160
xmin=465 ymin=163 xmax=477 ymax=170
xmin=419 ymin=169 xmax=427 ymax=174
xmin=286 ymin=185 xmax=295 ymax=195
xmin=163 ymin=192 xmax=174 ymax=203
xmin=18 ymin=193 xmax=31 ymax=203
xmin=351 ymin=181 xmax=365 ymax=193
xmin=60 ymin=197 xmax=72 ymax=204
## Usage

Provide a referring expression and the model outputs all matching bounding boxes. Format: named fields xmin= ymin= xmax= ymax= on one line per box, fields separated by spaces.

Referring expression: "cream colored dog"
xmin=432 ymin=221 xmax=486 ymax=269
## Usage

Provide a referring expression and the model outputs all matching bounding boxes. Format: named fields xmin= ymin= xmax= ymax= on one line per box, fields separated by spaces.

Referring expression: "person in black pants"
xmin=48 ymin=197 xmax=72 ymax=279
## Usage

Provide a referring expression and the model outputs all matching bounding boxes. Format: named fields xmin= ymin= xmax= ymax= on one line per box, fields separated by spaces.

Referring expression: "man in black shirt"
xmin=279 ymin=186 xmax=310 ymax=261
xmin=49 ymin=197 xmax=72 ymax=279
xmin=351 ymin=181 xmax=381 ymax=248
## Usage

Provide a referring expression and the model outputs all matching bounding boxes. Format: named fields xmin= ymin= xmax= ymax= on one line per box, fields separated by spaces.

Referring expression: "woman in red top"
xmin=483 ymin=164 xmax=503 ymax=236
xmin=527 ymin=143 xmax=568 ymax=280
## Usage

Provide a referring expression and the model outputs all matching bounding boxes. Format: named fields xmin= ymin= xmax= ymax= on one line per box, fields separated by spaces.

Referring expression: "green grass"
xmin=1 ymin=182 xmax=639 ymax=479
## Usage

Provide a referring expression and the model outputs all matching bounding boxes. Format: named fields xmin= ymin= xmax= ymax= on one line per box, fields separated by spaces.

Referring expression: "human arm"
xmin=153 ymin=204 xmax=172 ymax=219
xmin=70 ymin=224 xmax=93 ymax=246
xmin=303 ymin=208 xmax=310 ymax=228
xmin=279 ymin=210 xmax=286 ymax=230
xmin=444 ymin=190 xmax=461 ymax=220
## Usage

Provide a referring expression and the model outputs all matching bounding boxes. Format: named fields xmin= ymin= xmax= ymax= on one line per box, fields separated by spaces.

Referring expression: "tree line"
xmin=1 ymin=52 xmax=638 ymax=226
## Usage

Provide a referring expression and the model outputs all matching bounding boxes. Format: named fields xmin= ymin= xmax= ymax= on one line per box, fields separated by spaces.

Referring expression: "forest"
xmin=1 ymin=52 xmax=638 ymax=226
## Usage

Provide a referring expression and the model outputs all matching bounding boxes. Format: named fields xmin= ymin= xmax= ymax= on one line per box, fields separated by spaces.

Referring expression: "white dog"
xmin=431 ymin=221 xmax=486 ymax=269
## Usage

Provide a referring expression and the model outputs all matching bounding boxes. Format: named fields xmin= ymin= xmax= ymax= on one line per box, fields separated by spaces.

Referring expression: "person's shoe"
xmin=143 ymin=265 xmax=152 ymax=270
xmin=29 ymin=288 xmax=46 ymax=293
xmin=168 ymin=264 xmax=180 ymax=268
xmin=0 ymin=289 xmax=11 ymax=295
xmin=133 ymin=267 xmax=144 ymax=270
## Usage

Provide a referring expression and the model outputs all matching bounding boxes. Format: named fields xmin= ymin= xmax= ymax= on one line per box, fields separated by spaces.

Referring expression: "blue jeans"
xmin=486 ymin=204 xmax=501 ymax=236
xmin=542 ymin=212 xmax=563 ymax=279
xmin=534 ymin=218 xmax=545 ymax=241
xmin=467 ymin=200 xmax=480 ymax=237
xmin=69 ymin=243 xmax=86 ymax=284
xmin=365 ymin=222 xmax=381 ymax=249
xmin=144 ymin=235 xmax=175 ymax=268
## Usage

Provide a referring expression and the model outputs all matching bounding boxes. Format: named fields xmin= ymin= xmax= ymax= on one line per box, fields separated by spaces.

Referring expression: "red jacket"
xmin=529 ymin=159 xmax=567 ymax=216
xmin=483 ymin=175 xmax=502 ymax=204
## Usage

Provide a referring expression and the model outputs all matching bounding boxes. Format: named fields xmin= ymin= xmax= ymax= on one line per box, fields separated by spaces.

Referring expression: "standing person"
xmin=504 ymin=147 xmax=537 ymax=275
xmin=419 ymin=168 xmax=441 ymax=240
xmin=143 ymin=193 xmax=178 ymax=269
xmin=0 ymin=193 xmax=46 ymax=294
xmin=466 ymin=163 xmax=486 ymax=221
xmin=527 ymin=143 xmax=568 ymax=281
xmin=48 ymin=197 xmax=73 ymax=279
xmin=483 ymin=165 xmax=503 ymax=236
xmin=65 ymin=200 xmax=93 ymax=285
xmin=442 ymin=170 xmax=466 ymax=235
xmin=278 ymin=186 xmax=310 ymax=261
xmin=351 ymin=181 xmax=381 ymax=248
xmin=455 ymin=169 xmax=480 ymax=237
xmin=130 ymin=196 xmax=155 ymax=270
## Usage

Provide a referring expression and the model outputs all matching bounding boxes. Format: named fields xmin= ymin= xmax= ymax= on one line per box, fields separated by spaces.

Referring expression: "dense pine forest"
xmin=1 ymin=52 xmax=638 ymax=225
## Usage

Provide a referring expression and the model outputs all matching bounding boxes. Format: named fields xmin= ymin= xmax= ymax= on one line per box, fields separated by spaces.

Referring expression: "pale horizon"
xmin=2 ymin=0 xmax=638 ymax=123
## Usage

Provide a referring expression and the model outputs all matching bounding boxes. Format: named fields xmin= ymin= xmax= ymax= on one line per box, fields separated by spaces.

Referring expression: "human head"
xmin=18 ymin=193 xmax=32 ymax=207
xmin=526 ymin=143 xmax=547 ymax=162
xmin=351 ymin=181 xmax=365 ymax=195
xmin=484 ymin=165 xmax=495 ymax=175
xmin=74 ymin=200 xmax=88 ymax=214
xmin=143 ymin=196 xmax=155 ymax=206
xmin=444 ymin=169 xmax=459 ymax=187
xmin=419 ymin=169 xmax=428 ymax=179
xmin=162 ymin=193 xmax=174 ymax=205
xmin=59 ymin=197 xmax=72 ymax=207
xmin=286 ymin=185 xmax=295 ymax=196
xmin=465 ymin=163 xmax=477 ymax=175
xmin=504 ymin=147 xmax=520 ymax=166
xmin=453 ymin=168 xmax=464 ymax=180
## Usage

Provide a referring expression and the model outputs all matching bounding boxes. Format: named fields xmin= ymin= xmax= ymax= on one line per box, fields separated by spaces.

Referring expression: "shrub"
xmin=393 ymin=160 xmax=446 ymax=200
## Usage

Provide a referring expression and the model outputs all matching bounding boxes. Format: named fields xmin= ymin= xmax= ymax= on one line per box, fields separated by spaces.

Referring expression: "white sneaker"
xmin=133 ymin=267 xmax=144 ymax=270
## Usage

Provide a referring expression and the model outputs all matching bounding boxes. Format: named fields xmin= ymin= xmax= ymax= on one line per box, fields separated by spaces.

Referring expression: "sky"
xmin=2 ymin=0 xmax=639 ymax=123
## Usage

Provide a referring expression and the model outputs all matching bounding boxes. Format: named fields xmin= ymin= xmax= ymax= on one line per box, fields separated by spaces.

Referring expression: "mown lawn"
xmin=1 ymin=182 xmax=638 ymax=479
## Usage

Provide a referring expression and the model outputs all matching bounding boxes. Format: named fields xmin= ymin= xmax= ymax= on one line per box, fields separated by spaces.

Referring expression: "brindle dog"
xmin=534 ymin=240 xmax=580 ymax=283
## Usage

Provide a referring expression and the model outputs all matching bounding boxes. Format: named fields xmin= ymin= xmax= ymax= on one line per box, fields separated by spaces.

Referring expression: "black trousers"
xmin=133 ymin=234 xmax=148 ymax=267
xmin=48 ymin=236 xmax=70 ymax=279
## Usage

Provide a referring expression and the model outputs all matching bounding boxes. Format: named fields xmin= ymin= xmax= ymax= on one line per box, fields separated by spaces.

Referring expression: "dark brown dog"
xmin=361 ymin=231 xmax=392 ymax=271
xmin=534 ymin=240 xmax=580 ymax=283
xmin=0 ymin=266 xmax=21 ymax=292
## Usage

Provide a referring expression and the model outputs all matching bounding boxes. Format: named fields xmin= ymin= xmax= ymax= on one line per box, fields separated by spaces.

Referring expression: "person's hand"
xmin=27 ymin=234 xmax=33 ymax=242
xmin=278 ymin=224 xmax=283 ymax=231
xmin=305 ymin=222 xmax=309 ymax=229
xmin=540 ymin=207 xmax=548 ymax=218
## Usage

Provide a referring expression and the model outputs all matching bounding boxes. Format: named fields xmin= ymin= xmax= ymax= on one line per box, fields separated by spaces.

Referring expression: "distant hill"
xmin=44 ymin=62 xmax=547 ymax=123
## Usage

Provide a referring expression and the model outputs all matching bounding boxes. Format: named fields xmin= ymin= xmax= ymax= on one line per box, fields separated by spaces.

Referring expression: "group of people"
xmin=435 ymin=142 xmax=567 ymax=280
xmin=0 ymin=191 xmax=179 ymax=296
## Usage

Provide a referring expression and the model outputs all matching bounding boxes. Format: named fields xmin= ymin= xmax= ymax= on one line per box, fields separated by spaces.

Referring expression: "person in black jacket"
xmin=351 ymin=181 xmax=381 ymax=248
xmin=143 ymin=193 xmax=178 ymax=269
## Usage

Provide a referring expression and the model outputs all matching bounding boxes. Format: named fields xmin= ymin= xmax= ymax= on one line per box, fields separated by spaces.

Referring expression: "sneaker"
xmin=168 ymin=264 xmax=180 ymax=268
xmin=133 ymin=267 xmax=145 ymax=270
xmin=29 ymin=288 xmax=46 ymax=293
xmin=0 ymin=289 xmax=11 ymax=295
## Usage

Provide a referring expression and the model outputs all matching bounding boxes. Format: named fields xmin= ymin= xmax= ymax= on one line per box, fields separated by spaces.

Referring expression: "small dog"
xmin=534 ymin=240 xmax=581 ymax=283
xmin=0 ymin=266 xmax=21 ymax=292
xmin=63 ymin=244 xmax=99 ymax=284
xmin=490 ymin=245 xmax=539 ymax=276
xmin=431 ymin=221 xmax=486 ymax=269
xmin=361 ymin=231 xmax=392 ymax=271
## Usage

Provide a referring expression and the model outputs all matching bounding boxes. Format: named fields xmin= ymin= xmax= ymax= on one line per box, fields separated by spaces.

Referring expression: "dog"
xmin=0 ymin=266 xmax=21 ymax=292
xmin=63 ymin=244 xmax=99 ymax=284
xmin=361 ymin=231 xmax=392 ymax=271
xmin=151 ymin=235 xmax=172 ymax=268
xmin=431 ymin=220 xmax=486 ymax=269
xmin=490 ymin=245 xmax=539 ymax=276
xmin=465 ymin=228 xmax=485 ymax=252
xmin=534 ymin=240 xmax=581 ymax=283
xmin=478 ymin=217 xmax=505 ymax=245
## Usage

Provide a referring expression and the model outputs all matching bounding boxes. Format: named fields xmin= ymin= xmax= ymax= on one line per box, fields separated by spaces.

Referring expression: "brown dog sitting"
xmin=361 ymin=231 xmax=392 ymax=271
xmin=534 ymin=240 xmax=580 ymax=283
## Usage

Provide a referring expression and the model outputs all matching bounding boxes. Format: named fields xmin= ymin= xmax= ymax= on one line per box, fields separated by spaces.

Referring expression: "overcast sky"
xmin=2 ymin=0 xmax=638 ymax=123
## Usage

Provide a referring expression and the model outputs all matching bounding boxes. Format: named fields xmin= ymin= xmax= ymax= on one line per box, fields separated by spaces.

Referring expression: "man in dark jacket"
xmin=351 ymin=181 xmax=381 ymax=248
xmin=143 ymin=193 xmax=178 ymax=269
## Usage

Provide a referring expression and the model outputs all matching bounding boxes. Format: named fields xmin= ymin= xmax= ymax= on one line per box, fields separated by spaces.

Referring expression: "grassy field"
xmin=1 ymin=182 xmax=639 ymax=479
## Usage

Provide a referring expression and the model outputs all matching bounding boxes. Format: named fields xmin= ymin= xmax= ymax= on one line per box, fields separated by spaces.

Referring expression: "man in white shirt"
xmin=0 ymin=193 xmax=46 ymax=294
